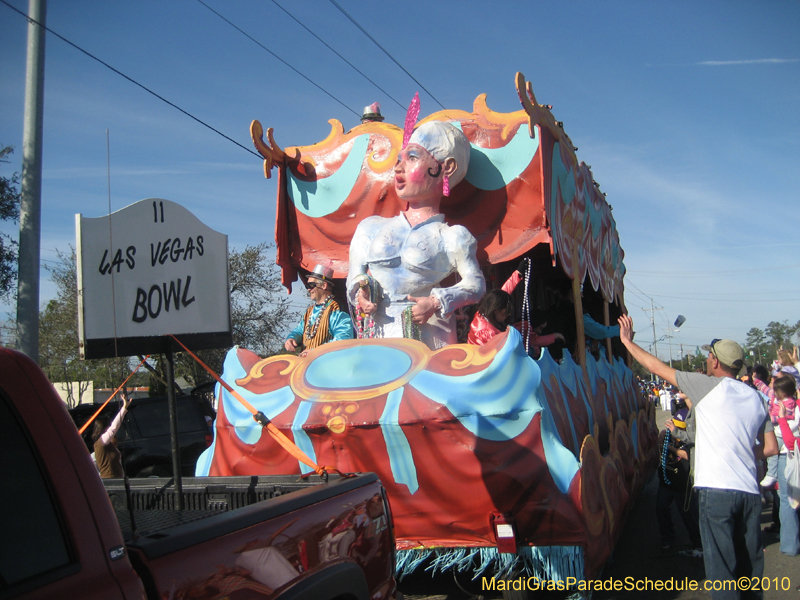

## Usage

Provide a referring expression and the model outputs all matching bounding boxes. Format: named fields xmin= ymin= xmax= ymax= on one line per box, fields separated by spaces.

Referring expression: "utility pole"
xmin=667 ymin=334 xmax=673 ymax=368
xmin=17 ymin=0 xmax=47 ymax=362
xmin=650 ymin=299 xmax=659 ymax=381
xmin=642 ymin=299 xmax=659 ymax=382
xmin=650 ymin=299 xmax=658 ymax=361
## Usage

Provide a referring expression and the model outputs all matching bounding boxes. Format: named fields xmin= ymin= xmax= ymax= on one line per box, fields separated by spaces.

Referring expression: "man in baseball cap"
xmin=616 ymin=315 xmax=777 ymax=598
xmin=701 ymin=338 xmax=746 ymax=377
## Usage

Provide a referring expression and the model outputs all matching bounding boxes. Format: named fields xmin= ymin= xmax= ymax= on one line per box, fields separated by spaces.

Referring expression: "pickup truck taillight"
xmin=204 ymin=433 xmax=213 ymax=447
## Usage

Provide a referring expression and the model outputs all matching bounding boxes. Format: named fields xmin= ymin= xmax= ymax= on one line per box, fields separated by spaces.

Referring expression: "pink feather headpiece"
xmin=402 ymin=92 xmax=420 ymax=149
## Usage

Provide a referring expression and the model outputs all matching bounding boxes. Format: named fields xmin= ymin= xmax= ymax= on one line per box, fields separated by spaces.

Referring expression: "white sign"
xmin=77 ymin=198 xmax=231 ymax=359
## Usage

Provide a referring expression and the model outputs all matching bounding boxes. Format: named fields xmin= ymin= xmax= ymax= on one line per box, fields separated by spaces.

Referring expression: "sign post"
xmin=77 ymin=198 xmax=232 ymax=496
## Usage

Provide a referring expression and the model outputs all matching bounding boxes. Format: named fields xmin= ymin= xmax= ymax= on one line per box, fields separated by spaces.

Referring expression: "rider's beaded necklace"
xmin=305 ymin=296 xmax=334 ymax=339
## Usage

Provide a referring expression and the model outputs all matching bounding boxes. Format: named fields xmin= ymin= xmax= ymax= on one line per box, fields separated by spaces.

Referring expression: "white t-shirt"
xmin=675 ymin=372 xmax=770 ymax=494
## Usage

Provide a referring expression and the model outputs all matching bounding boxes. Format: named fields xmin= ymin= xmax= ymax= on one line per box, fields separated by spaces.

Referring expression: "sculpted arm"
xmin=430 ymin=225 xmax=486 ymax=316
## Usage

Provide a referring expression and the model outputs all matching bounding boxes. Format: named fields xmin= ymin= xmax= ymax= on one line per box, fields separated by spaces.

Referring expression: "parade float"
xmin=195 ymin=73 xmax=658 ymax=585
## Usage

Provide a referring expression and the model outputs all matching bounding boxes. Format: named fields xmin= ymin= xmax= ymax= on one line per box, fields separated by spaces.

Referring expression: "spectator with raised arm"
xmin=93 ymin=393 xmax=131 ymax=479
xmin=617 ymin=315 xmax=777 ymax=599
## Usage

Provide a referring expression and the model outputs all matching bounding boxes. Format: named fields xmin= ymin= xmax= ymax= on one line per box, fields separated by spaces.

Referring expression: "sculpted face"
xmin=394 ymin=144 xmax=442 ymax=202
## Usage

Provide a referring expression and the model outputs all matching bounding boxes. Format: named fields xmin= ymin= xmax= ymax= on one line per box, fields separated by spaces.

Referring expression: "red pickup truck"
xmin=0 ymin=347 xmax=397 ymax=600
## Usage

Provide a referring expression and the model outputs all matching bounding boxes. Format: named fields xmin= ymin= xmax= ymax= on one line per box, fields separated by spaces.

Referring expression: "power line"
xmin=327 ymin=0 xmax=445 ymax=110
xmin=625 ymin=288 xmax=652 ymax=306
xmin=195 ymin=0 xmax=360 ymax=118
xmin=647 ymin=293 xmax=799 ymax=303
xmin=623 ymin=283 xmax=650 ymax=303
xmin=0 ymin=0 xmax=262 ymax=160
xmin=651 ymin=290 xmax=800 ymax=299
xmin=628 ymin=263 xmax=800 ymax=277
xmin=624 ymin=277 xmax=657 ymax=306
xmin=628 ymin=274 xmax=799 ymax=303
xmin=268 ymin=0 xmax=406 ymax=111
xmin=624 ymin=298 xmax=648 ymax=311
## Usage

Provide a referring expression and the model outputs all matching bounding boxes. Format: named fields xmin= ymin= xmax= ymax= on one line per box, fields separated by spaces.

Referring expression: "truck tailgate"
xmin=116 ymin=474 xmax=396 ymax=599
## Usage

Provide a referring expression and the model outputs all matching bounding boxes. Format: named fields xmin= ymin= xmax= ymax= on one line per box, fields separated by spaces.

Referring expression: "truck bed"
xmin=104 ymin=474 xmax=376 ymax=548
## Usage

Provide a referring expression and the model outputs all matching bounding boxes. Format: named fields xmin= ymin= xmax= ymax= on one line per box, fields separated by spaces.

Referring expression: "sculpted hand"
xmin=618 ymin=314 xmax=633 ymax=344
xmin=284 ymin=338 xmax=299 ymax=352
xmin=357 ymin=287 xmax=377 ymax=314
xmin=407 ymin=295 xmax=439 ymax=324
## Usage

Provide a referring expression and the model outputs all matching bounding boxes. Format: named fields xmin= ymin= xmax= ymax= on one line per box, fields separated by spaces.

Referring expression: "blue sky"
xmin=1 ymin=0 xmax=798 ymax=361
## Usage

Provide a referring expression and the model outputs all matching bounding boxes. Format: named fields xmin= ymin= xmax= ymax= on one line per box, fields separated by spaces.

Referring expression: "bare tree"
xmin=38 ymin=248 xmax=91 ymax=406
xmin=0 ymin=144 xmax=21 ymax=301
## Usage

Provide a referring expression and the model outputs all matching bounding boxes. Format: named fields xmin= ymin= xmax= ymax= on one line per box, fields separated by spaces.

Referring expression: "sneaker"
xmin=679 ymin=548 xmax=703 ymax=558
xmin=760 ymin=475 xmax=777 ymax=488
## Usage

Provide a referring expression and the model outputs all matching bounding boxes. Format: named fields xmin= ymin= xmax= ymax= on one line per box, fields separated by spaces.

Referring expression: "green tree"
xmin=745 ymin=327 xmax=767 ymax=364
xmin=765 ymin=321 xmax=791 ymax=354
xmin=38 ymin=247 xmax=92 ymax=406
xmin=171 ymin=242 xmax=298 ymax=388
xmin=745 ymin=327 xmax=765 ymax=349
xmin=38 ymin=247 xmax=141 ymax=406
xmin=630 ymin=360 xmax=650 ymax=380
xmin=685 ymin=347 xmax=707 ymax=372
xmin=0 ymin=144 xmax=21 ymax=301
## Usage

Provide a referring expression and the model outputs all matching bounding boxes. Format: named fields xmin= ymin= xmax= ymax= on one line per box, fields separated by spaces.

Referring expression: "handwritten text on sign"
xmin=77 ymin=198 xmax=230 ymax=343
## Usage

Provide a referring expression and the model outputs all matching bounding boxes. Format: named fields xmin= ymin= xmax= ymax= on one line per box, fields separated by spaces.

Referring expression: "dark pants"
xmin=698 ymin=488 xmax=764 ymax=600
xmin=657 ymin=483 xmax=701 ymax=548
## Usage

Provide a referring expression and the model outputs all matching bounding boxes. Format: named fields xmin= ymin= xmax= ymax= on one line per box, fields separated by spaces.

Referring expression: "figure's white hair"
xmin=408 ymin=121 xmax=471 ymax=188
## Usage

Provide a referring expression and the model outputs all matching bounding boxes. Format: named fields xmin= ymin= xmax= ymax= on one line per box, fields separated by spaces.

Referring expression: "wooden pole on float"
xmin=571 ymin=245 xmax=586 ymax=370
xmin=603 ymin=301 xmax=613 ymax=360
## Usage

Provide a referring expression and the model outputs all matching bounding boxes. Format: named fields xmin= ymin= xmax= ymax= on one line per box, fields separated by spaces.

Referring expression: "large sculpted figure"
xmin=346 ymin=111 xmax=485 ymax=349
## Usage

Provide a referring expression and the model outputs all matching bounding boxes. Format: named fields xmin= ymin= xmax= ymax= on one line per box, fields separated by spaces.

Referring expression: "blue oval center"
xmin=305 ymin=346 xmax=412 ymax=390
